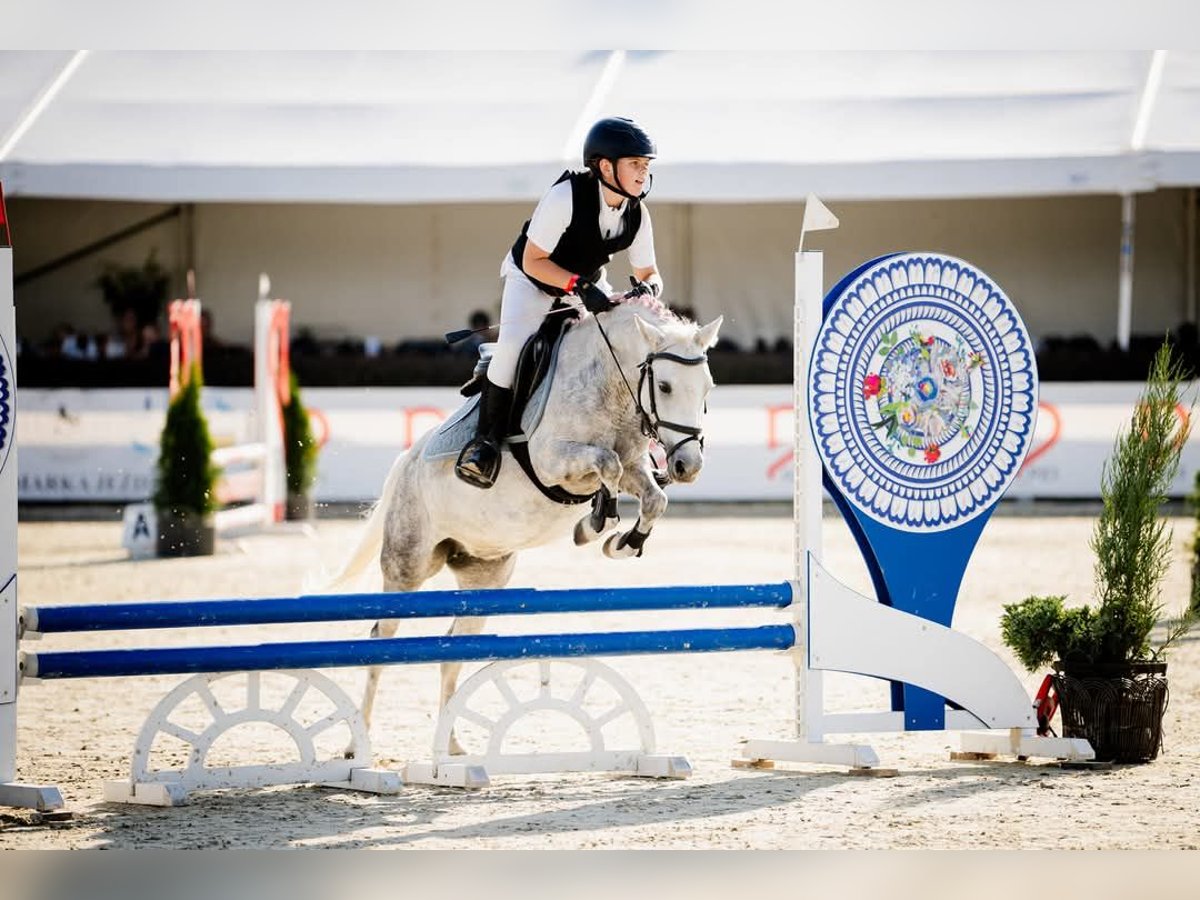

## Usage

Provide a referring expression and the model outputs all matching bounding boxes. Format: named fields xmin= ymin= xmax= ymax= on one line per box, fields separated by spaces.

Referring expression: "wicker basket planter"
xmin=155 ymin=508 xmax=215 ymax=558
xmin=1053 ymin=661 xmax=1169 ymax=763
xmin=286 ymin=492 xmax=314 ymax=522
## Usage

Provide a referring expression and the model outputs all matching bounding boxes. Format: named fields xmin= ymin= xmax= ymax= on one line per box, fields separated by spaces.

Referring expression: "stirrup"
xmin=455 ymin=439 xmax=501 ymax=489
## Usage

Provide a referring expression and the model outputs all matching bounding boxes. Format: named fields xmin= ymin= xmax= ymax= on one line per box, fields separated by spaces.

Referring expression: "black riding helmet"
xmin=583 ymin=116 xmax=656 ymax=202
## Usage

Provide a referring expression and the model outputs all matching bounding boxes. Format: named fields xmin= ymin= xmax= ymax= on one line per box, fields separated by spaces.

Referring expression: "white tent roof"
xmin=2 ymin=51 xmax=1198 ymax=203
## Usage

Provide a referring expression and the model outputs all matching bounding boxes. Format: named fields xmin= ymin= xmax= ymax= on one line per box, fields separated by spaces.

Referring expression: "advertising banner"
xmin=16 ymin=383 xmax=1199 ymax=503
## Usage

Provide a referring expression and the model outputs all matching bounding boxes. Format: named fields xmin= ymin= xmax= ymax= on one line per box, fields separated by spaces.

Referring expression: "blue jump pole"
xmin=22 ymin=582 xmax=793 ymax=634
xmin=22 ymin=624 xmax=797 ymax=680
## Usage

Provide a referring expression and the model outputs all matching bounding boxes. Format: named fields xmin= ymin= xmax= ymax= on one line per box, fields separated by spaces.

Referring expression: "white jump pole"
xmin=0 ymin=184 xmax=64 ymax=810
xmin=254 ymin=298 xmax=288 ymax=525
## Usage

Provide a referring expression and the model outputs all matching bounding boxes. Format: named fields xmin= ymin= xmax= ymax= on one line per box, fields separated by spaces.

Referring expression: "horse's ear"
xmin=634 ymin=315 xmax=667 ymax=351
xmin=696 ymin=316 xmax=723 ymax=350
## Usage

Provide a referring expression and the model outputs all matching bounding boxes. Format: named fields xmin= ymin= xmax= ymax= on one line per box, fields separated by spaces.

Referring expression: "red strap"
xmin=565 ymin=274 xmax=579 ymax=294
xmin=1034 ymin=674 xmax=1059 ymax=736
xmin=0 ymin=182 xmax=10 ymax=248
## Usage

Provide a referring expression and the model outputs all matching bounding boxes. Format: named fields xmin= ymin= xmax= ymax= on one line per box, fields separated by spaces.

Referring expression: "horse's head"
xmin=629 ymin=311 xmax=722 ymax=484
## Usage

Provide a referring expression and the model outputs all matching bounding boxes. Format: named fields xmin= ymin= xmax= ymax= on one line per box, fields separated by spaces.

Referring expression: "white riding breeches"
xmin=482 ymin=268 xmax=611 ymax=389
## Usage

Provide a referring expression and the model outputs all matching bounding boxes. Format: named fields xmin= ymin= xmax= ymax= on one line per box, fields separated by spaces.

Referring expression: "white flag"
xmin=800 ymin=193 xmax=839 ymax=249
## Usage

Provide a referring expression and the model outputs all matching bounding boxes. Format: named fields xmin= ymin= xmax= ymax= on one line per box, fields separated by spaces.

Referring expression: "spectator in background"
xmin=135 ymin=321 xmax=165 ymax=360
xmin=50 ymin=322 xmax=82 ymax=359
xmin=104 ymin=308 xmax=141 ymax=359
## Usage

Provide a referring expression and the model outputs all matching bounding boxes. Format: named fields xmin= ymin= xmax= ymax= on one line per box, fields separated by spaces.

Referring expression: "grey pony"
xmin=325 ymin=300 xmax=722 ymax=753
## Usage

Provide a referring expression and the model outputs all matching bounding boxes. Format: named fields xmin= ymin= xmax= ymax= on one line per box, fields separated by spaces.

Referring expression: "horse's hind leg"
xmin=355 ymin=530 xmax=449 ymax=746
xmin=358 ymin=616 xmax=404 ymax=741
xmin=441 ymin=551 xmax=517 ymax=756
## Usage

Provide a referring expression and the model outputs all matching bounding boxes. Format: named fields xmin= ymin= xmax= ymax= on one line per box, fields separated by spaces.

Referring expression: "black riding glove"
xmin=624 ymin=276 xmax=659 ymax=300
xmin=575 ymin=279 xmax=617 ymax=315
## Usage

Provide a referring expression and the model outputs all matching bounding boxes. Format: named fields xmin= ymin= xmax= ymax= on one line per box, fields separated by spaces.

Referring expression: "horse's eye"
xmin=660 ymin=383 xmax=672 ymax=394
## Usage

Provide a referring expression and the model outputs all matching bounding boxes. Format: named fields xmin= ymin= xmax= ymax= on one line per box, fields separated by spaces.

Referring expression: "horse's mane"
xmin=619 ymin=292 xmax=689 ymax=326
xmin=571 ymin=294 xmax=700 ymax=345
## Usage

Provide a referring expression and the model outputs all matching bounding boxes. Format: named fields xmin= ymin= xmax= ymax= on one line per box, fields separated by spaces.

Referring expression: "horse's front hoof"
xmin=574 ymin=515 xmax=617 ymax=545
xmin=603 ymin=531 xmax=642 ymax=559
xmin=574 ymin=517 xmax=598 ymax=545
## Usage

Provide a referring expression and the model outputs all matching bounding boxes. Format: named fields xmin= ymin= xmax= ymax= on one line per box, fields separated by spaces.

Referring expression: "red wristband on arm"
xmin=565 ymin=274 xmax=580 ymax=294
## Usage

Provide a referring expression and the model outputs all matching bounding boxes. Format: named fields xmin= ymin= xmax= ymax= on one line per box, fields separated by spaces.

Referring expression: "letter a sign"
xmin=122 ymin=502 xmax=158 ymax=559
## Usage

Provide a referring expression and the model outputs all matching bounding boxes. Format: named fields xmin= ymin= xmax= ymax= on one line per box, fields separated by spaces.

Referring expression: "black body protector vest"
xmin=510 ymin=170 xmax=642 ymax=297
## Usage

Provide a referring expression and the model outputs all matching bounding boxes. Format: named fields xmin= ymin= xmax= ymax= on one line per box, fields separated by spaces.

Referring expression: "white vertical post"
xmin=794 ymin=250 xmax=825 ymax=740
xmin=0 ymin=191 xmax=63 ymax=810
xmin=1118 ymin=193 xmax=1135 ymax=352
xmin=255 ymin=300 xmax=289 ymax=523
xmin=0 ymin=238 xmax=15 ymax=789
xmin=1187 ymin=188 xmax=1196 ymax=326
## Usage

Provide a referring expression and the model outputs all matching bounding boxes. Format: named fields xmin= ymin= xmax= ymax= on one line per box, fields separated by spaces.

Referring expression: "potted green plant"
xmin=153 ymin=365 xmax=220 ymax=556
xmin=96 ymin=250 xmax=171 ymax=326
xmin=1001 ymin=341 xmax=1197 ymax=762
xmin=283 ymin=370 xmax=319 ymax=520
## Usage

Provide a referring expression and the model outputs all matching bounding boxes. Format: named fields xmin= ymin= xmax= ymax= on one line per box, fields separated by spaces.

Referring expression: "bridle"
xmin=593 ymin=313 xmax=708 ymax=468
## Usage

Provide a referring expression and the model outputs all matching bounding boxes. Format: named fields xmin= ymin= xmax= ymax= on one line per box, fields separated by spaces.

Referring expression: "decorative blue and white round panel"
xmin=809 ymin=253 xmax=1037 ymax=532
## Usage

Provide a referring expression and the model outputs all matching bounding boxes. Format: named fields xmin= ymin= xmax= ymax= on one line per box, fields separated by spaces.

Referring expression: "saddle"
xmin=433 ymin=303 xmax=596 ymax=505
xmin=460 ymin=301 xmax=578 ymax=432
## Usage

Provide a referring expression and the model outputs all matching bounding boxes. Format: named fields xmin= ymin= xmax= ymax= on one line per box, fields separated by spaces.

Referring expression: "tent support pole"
xmin=1118 ymin=192 xmax=1135 ymax=352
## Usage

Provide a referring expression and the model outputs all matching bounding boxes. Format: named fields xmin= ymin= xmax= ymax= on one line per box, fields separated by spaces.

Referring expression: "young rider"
xmin=455 ymin=116 xmax=665 ymax=489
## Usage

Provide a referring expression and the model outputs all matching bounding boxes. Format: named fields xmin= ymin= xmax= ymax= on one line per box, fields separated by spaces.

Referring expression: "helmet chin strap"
xmin=597 ymin=164 xmax=653 ymax=203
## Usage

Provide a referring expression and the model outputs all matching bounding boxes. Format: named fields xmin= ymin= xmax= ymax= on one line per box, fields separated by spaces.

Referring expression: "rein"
xmin=593 ymin=312 xmax=708 ymax=466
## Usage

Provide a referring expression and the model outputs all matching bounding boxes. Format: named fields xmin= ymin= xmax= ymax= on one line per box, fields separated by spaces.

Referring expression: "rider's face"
xmin=603 ymin=156 xmax=652 ymax=194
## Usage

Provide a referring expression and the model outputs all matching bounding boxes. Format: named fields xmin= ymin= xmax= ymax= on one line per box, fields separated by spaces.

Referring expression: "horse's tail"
xmin=306 ymin=452 xmax=405 ymax=593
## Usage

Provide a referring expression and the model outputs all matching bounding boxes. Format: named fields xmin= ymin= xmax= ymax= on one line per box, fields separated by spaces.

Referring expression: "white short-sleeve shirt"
xmin=502 ymin=177 xmax=656 ymax=281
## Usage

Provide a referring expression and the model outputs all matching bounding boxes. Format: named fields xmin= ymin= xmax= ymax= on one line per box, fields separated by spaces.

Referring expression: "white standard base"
xmin=738 ymin=557 xmax=1095 ymax=772
xmin=739 ymin=738 xmax=880 ymax=770
xmin=402 ymin=753 xmax=690 ymax=789
xmin=101 ymin=767 xmax=402 ymax=808
xmin=412 ymin=658 xmax=691 ymax=787
xmin=0 ymin=782 xmax=65 ymax=811
xmin=959 ymin=729 xmax=1095 ymax=762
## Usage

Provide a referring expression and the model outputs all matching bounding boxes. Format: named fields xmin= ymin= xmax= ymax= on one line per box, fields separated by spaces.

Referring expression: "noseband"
xmin=593 ymin=314 xmax=708 ymax=465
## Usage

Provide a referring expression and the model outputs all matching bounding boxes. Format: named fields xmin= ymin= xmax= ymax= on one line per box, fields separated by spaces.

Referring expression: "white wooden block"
xmin=103 ymin=779 xmax=189 ymax=806
xmin=346 ymin=767 xmax=402 ymax=794
xmin=960 ymin=730 xmax=1095 ymax=762
xmin=634 ymin=755 xmax=692 ymax=779
xmin=402 ymin=762 xmax=490 ymax=789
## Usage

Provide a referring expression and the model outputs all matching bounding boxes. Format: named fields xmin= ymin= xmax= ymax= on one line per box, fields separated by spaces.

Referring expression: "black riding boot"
xmin=455 ymin=382 xmax=514 ymax=489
